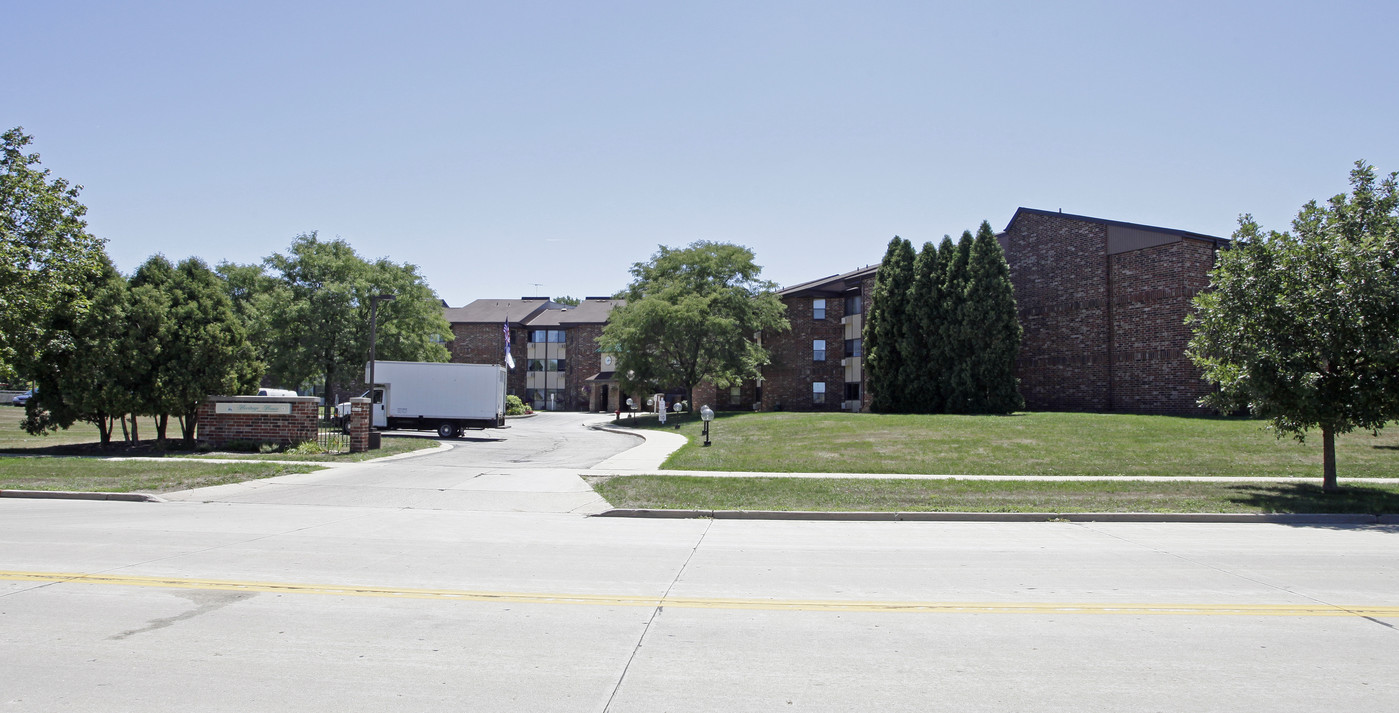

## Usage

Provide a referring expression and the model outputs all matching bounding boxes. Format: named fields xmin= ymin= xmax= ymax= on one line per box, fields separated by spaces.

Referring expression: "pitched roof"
xmin=523 ymin=298 xmax=625 ymax=327
xmin=1003 ymin=208 xmax=1230 ymax=247
xmin=444 ymin=298 xmax=560 ymax=325
xmin=777 ymin=264 xmax=878 ymax=297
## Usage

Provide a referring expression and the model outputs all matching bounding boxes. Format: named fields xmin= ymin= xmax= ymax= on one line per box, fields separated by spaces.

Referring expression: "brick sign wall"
xmin=196 ymin=396 xmax=321 ymax=449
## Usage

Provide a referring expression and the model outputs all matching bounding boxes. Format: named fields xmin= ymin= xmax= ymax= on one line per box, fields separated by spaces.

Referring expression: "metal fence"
xmin=317 ymin=418 xmax=349 ymax=453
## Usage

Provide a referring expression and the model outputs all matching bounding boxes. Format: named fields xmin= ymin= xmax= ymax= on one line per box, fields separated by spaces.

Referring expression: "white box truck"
xmin=342 ymin=361 xmax=507 ymax=438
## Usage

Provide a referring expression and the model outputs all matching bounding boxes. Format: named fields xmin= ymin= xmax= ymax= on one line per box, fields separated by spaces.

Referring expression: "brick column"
xmin=349 ymin=397 xmax=371 ymax=453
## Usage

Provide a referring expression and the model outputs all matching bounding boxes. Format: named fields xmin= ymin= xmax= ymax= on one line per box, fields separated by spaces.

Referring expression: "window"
xmin=729 ymin=386 xmax=742 ymax=405
xmin=813 ymin=339 xmax=826 ymax=361
xmin=812 ymin=382 xmax=826 ymax=404
xmin=529 ymin=329 xmax=565 ymax=343
xmin=526 ymin=388 xmax=564 ymax=411
xmin=845 ymin=338 xmax=862 ymax=358
xmin=844 ymin=382 xmax=861 ymax=401
xmin=527 ymin=359 xmax=544 ymax=372
xmin=844 ymin=294 xmax=863 ymax=316
xmin=813 ymin=298 xmax=826 ymax=320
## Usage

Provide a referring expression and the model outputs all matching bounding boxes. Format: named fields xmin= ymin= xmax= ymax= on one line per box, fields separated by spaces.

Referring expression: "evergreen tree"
xmin=903 ymin=241 xmax=946 ymax=411
xmin=865 ymin=236 xmax=915 ymax=412
xmin=961 ymin=221 xmax=1024 ymax=413
xmin=941 ymin=231 xmax=975 ymax=413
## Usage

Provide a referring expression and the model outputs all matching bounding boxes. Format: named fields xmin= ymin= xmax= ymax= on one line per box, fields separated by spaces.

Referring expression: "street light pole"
xmin=367 ymin=294 xmax=396 ymax=420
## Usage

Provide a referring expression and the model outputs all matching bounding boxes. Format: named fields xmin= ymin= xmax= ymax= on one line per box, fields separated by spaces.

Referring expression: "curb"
xmin=595 ymin=509 xmax=1399 ymax=524
xmin=1 ymin=489 xmax=165 ymax=503
xmin=585 ymin=421 xmax=648 ymax=441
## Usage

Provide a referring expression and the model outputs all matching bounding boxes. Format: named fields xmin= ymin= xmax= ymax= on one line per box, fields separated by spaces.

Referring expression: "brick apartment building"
xmin=754 ymin=266 xmax=876 ymax=412
xmin=998 ymin=208 xmax=1227 ymax=413
xmin=444 ymin=208 xmax=1226 ymax=415
xmin=749 ymin=209 xmax=1227 ymax=415
xmin=445 ymin=297 xmax=626 ymax=412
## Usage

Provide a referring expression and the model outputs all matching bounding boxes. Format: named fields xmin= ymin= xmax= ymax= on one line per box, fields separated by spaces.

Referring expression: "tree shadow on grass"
xmin=0 ymin=442 xmax=187 ymax=457
xmin=1224 ymin=482 xmax=1399 ymax=517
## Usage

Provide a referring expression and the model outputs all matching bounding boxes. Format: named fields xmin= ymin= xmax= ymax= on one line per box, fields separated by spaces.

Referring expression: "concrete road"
xmin=3 ymin=500 xmax=1396 ymax=712
xmin=4 ymin=417 xmax=1398 ymax=711
xmin=161 ymin=412 xmax=639 ymax=514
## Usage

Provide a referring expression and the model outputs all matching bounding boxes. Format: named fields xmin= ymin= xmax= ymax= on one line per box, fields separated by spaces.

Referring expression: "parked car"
xmin=12 ymin=389 xmax=34 ymax=407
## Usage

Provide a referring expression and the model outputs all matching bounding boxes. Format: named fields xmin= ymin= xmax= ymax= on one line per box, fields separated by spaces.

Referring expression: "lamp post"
xmin=700 ymin=404 xmax=715 ymax=446
xmin=367 ymin=294 xmax=396 ymax=419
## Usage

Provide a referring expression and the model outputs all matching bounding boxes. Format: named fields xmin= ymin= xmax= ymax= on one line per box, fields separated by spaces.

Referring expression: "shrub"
xmin=505 ymin=394 xmax=529 ymax=416
xmin=285 ymin=440 xmax=329 ymax=456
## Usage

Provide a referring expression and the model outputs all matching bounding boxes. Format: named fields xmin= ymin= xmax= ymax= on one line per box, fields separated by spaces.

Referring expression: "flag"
xmin=503 ymin=321 xmax=516 ymax=369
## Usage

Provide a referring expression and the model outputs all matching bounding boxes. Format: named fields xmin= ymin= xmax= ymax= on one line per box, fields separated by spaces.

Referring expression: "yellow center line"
xmin=3 ymin=570 xmax=1396 ymax=618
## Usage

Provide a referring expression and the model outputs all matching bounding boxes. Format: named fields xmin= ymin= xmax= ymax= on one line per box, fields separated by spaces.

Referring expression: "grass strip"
xmin=584 ymin=475 xmax=1399 ymax=515
xmin=621 ymin=411 xmax=1399 ymax=478
xmin=0 ymin=457 xmax=321 ymax=494
xmin=176 ymin=435 xmax=440 ymax=462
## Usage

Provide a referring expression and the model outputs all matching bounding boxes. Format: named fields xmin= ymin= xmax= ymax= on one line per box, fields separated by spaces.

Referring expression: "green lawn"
xmin=0 ymin=407 xmax=435 ymax=492
xmin=0 ymin=457 xmax=320 ymax=494
xmin=0 ymin=407 xmax=438 ymax=462
xmin=586 ymin=475 xmax=1399 ymax=514
xmin=625 ymin=411 xmax=1399 ymax=478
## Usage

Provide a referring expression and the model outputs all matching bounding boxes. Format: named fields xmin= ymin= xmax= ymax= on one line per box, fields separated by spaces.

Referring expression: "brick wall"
xmin=1002 ymin=211 xmax=1219 ymax=413
xmin=760 ymin=293 xmax=847 ymax=411
xmin=1109 ymin=240 xmax=1217 ymax=413
xmin=196 ymin=396 xmax=320 ymax=448
xmin=450 ymin=322 xmax=527 ymax=397
xmin=1004 ymin=211 xmax=1112 ymax=411
xmin=562 ymin=323 xmax=602 ymax=410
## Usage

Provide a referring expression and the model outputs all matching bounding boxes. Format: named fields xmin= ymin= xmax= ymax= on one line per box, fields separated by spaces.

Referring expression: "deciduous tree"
xmin=601 ymin=241 xmax=787 ymax=413
xmin=0 ymin=127 xmax=108 ymax=380
xmin=22 ymin=256 xmax=139 ymax=445
xmin=259 ymin=233 xmax=450 ymax=413
xmin=1188 ymin=161 xmax=1399 ymax=491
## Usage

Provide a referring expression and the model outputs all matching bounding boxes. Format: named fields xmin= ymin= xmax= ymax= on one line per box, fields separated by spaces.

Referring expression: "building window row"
xmin=528 ymin=358 xmax=566 ymax=372
xmin=529 ymin=329 xmax=566 ymax=343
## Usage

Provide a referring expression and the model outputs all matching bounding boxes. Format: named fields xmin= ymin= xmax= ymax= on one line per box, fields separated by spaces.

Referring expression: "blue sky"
xmin=8 ymin=1 xmax=1396 ymax=306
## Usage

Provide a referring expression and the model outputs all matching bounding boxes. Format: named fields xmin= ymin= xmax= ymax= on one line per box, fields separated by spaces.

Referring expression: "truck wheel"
xmin=437 ymin=422 xmax=458 ymax=439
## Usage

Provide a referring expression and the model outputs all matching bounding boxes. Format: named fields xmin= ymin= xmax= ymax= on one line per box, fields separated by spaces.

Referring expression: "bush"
xmin=505 ymin=394 xmax=530 ymax=416
xmin=285 ymin=440 xmax=329 ymax=456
